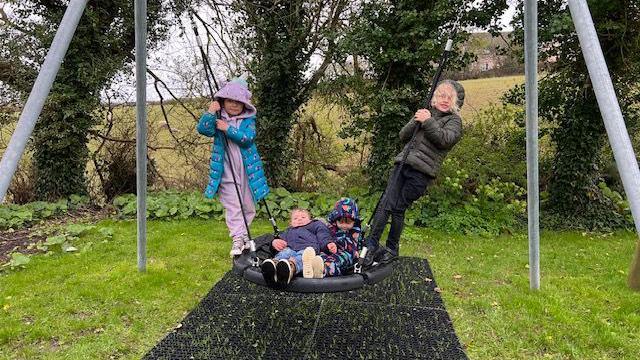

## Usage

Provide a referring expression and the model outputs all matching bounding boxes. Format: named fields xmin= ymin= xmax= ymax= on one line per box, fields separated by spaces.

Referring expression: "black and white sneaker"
xmin=261 ymin=259 xmax=277 ymax=284
xmin=362 ymin=246 xmax=384 ymax=267
xmin=276 ymin=259 xmax=295 ymax=285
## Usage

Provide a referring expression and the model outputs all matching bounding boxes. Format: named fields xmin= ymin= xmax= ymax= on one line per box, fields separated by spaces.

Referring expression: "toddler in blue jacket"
xmin=261 ymin=209 xmax=336 ymax=285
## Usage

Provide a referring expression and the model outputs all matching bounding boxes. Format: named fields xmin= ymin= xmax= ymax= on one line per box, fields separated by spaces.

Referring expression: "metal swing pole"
xmin=568 ymin=0 xmax=640 ymax=289
xmin=0 ymin=0 xmax=89 ymax=203
xmin=525 ymin=0 xmax=540 ymax=290
xmin=189 ymin=13 xmax=262 ymax=265
xmin=135 ymin=0 xmax=148 ymax=272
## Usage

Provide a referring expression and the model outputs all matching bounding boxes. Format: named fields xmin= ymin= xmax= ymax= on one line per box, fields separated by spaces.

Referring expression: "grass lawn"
xmin=1 ymin=219 xmax=639 ymax=359
xmin=459 ymin=75 xmax=524 ymax=119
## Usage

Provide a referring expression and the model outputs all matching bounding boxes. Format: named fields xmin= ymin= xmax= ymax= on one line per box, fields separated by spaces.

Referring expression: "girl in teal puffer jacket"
xmin=197 ymin=78 xmax=270 ymax=256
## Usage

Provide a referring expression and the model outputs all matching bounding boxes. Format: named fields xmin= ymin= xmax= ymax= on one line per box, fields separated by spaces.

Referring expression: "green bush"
xmin=446 ymin=104 xmax=529 ymax=188
xmin=113 ymin=189 xmax=359 ymax=223
xmin=406 ymin=169 xmax=527 ymax=236
xmin=113 ymin=184 xmax=525 ymax=237
xmin=0 ymin=195 xmax=89 ymax=230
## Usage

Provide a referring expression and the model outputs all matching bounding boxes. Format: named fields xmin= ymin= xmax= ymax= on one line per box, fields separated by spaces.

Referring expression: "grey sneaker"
xmin=230 ymin=237 xmax=244 ymax=257
xmin=242 ymin=235 xmax=252 ymax=250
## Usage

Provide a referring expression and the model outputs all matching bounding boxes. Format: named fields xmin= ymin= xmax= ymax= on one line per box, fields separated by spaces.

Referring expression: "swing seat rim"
xmin=232 ymin=234 xmax=393 ymax=293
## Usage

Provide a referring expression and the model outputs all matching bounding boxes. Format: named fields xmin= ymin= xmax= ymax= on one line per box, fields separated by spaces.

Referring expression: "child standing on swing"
xmin=197 ymin=78 xmax=270 ymax=256
xmin=364 ymin=80 xmax=464 ymax=265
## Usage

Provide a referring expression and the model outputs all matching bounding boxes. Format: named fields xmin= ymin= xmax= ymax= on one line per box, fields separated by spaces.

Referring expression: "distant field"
xmin=458 ymin=75 xmax=524 ymax=119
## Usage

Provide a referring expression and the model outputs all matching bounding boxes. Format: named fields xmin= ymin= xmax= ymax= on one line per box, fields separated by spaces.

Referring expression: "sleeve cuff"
xmin=420 ymin=118 xmax=438 ymax=133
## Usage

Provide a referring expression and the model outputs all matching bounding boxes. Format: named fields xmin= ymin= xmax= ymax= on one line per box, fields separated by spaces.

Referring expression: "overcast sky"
xmin=109 ymin=1 xmax=519 ymax=104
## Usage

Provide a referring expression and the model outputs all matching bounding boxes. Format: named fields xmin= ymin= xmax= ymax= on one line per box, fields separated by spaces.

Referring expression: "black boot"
xmin=362 ymin=246 xmax=386 ymax=267
xmin=378 ymin=247 xmax=398 ymax=264
xmin=362 ymin=248 xmax=377 ymax=267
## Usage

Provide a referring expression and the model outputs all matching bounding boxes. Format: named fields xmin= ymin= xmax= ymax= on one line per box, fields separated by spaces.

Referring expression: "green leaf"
xmin=8 ymin=252 xmax=30 ymax=268
xmin=44 ymin=235 xmax=67 ymax=246
xmin=122 ymin=202 xmax=137 ymax=216
xmin=155 ymin=207 xmax=169 ymax=218
xmin=195 ymin=204 xmax=212 ymax=213
xmin=66 ymin=224 xmax=94 ymax=236
xmin=62 ymin=243 xmax=78 ymax=252
xmin=275 ymin=188 xmax=290 ymax=197
xmin=113 ymin=195 xmax=132 ymax=208
xmin=99 ymin=227 xmax=114 ymax=238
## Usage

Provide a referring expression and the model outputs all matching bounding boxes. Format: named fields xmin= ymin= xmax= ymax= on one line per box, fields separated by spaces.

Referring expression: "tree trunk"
xmin=629 ymin=241 xmax=640 ymax=290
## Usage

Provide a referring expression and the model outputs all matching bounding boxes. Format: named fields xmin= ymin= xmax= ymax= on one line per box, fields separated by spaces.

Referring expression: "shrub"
xmin=407 ymin=169 xmax=527 ymax=236
xmin=0 ymin=195 xmax=90 ymax=230
xmin=7 ymin=159 xmax=37 ymax=205
xmin=113 ymin=185 xmax=526 ymax=237
xmin=95 ymin=131 xmax=158 ymax=202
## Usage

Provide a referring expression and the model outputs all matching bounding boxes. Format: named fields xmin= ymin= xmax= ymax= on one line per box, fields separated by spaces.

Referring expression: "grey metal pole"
xmin=0 ymin=0 xmax=89 ymax=203
xmin=135 ymin=0 xmax=148 ymax=272
xmin=525 ymin=0 xmax=540 ymax=290
xmin=568 ymin=0 xmax=640 ymax=288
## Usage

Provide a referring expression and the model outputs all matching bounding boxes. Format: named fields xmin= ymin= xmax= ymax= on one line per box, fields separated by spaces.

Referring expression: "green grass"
xmin=2 ymin=220 xmax=639 ymax=359
xmin=0 ymin=218 xmax=259 ymax=359
xmin=402 ymin=227 xmax=640 ymax=359
xmin=459 ymin=75 xmax=524 ymax=120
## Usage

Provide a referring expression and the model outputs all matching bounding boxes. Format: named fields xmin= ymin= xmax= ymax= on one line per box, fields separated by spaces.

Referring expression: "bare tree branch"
xmin=147 ymin=69 xmax=199 ymax=121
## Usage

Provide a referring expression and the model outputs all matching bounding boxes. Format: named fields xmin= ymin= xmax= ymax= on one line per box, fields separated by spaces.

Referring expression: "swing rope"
xmin=186 ymin=9 xmax=281 ymax=238
xmin=187 ymin=10 xmax=261 ymax=265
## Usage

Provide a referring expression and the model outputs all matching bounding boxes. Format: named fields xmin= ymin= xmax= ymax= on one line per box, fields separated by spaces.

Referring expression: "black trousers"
xmin=368 ymin=164 xmax=434 ymax=254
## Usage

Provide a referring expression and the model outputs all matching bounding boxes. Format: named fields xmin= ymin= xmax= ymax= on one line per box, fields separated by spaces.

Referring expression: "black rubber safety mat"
xmin=144 ymin=257 xmax=467 ymax=360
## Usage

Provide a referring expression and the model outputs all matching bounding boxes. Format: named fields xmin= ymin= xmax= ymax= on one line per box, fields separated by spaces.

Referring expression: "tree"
xmin=224 ymin=0 xmax=348 ymax=187
xmin=326 ymin=0 xmax=508 ymax=189
xmin=0 ymin=0 xmax=172 ymax=200
xmin=507 ymin=0 xmax=640 ymax=289
xmin=508 ymin=1 xmax=640 ymax=220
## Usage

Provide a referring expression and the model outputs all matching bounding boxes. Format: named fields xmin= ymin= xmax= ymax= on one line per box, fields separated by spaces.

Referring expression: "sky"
xmin=119 ymin=1 xmax=520 ymax=103
xmin=1 ymin=1 xmax=520 ymax=104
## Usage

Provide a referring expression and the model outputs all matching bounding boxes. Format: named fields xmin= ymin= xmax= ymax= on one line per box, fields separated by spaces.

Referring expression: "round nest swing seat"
xmin=232 ymin=234 xmax=393 ymax=293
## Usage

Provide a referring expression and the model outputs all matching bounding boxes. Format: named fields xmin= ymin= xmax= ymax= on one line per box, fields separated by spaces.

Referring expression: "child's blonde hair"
xmin=290 ymin=208 xmax=311 ymax=219
xmin=430 ymin=82 xmax=460 ymax=114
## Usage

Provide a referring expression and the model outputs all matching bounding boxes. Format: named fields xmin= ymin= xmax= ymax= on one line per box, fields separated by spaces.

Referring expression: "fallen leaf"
xmin=424 ymin=277 xmax=433 ymax=282
xmin=434 ymin=287 xmax=442 ymax=293
xmin=453 ymin=274 xmax=463 ymax=279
